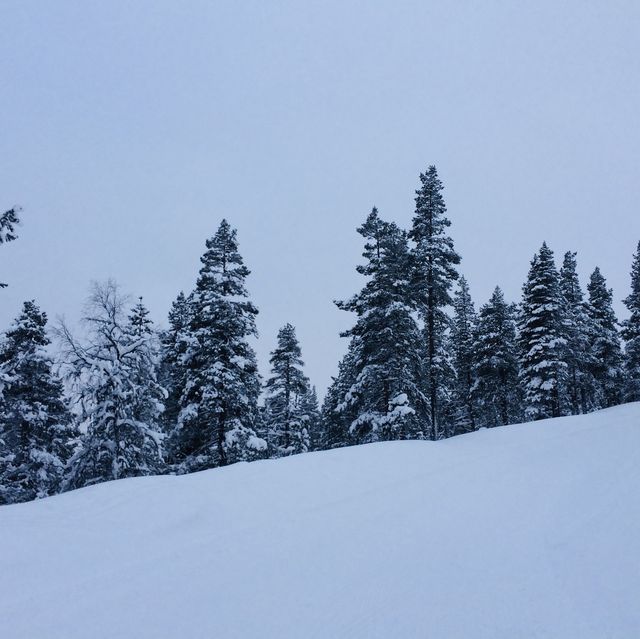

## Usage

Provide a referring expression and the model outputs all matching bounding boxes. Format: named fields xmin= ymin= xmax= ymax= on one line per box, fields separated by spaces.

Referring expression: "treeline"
xmin=322 ymin=168 xmax=640 ymax=447
xmin=1 ymin=168 xmax=639 ymax=505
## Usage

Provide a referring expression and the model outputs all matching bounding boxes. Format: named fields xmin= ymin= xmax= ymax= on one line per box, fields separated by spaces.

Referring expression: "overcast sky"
xmin=1 ymin=1 xmax=639 ymax=394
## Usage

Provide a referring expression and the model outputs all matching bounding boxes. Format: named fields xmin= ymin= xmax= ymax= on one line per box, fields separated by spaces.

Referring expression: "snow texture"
xmin=1 ymin=404 xmax=639 ymax=638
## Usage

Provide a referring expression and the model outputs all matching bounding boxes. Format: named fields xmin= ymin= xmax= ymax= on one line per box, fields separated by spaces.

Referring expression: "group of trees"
xmin=1 ymin=171 xmax=639 ymax=504
xmin=322 ymin=167 xmax=640 ymax=448
xmin=0 ymin=213 xmax=319 ymax=504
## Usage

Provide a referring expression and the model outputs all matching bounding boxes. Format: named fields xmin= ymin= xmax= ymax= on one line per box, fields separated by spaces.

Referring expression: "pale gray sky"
xmin=1 ymin=1 xmax=639 ymax=393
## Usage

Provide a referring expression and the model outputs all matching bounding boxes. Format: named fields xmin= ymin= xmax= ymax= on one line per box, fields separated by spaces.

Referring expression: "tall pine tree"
xmin=559 ymin=251 xmax=595 ymax=414
xmin=170 ymin=220 xmax=265 ymax=471
xmin=518 ymin=243 xmax=568 ymax=420
xmin=622 ymin=241 xmax=640 ymax=402
xmin=336 ymin=208 xmax=426 ymax=443
xmin=0 ymin=301 xmax=75 ymax=503
xmin=409 ymin=166 xmax=460 ymax=439
xmin=264 ymin=324 xmax=311 ymax=456
xmin=587 ymin=267 xmax=624 ymax=408
xmin=451 ymin=276 xmax=477 ymax=434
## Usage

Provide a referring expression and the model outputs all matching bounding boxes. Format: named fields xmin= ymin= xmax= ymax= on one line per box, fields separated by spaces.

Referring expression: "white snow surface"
xmin=1 ymin=404 xmax=640 ymax=639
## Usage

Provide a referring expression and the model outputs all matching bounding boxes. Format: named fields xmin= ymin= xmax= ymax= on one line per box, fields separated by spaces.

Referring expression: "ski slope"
xmin=1 ymin=404 xmax=639 ymax=639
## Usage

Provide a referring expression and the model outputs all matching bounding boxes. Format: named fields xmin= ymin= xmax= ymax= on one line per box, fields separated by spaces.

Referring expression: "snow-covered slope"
xmin=1 ymin=405 xmax=639 ymax=639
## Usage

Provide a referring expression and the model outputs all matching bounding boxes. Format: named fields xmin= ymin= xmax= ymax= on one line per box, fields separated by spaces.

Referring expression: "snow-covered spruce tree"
xmin=300 ymin=385 xmax=321 ymax=451
xmin=0 ymin=207 xmax=21 ymax=289
xmin=0 ymin=301 xmax=75 ymax=504
xmin=587 ymin=267 xmax=625 ymax=408
xmin=518 ymin=243 xmax=568 ymax=420
xmin=451 ymin=276 xmax=477 ymax=434
xmin=158 ymin=291 xmax=191 ymax=438
xmin=408 ymin=166 xmax=461 ymax=440
xmin=170 ymin=220 xmax=265 ymax=471
xmin=559 ymin=251 xmax=596 ymax=414
xmin=264 ymin=324 xmax=311 ymax=456
xmin=319 ymin=381 xmax=340 ymax=451
xmin=128 ymin=296 xmax=153 ymax=335
xmin=125 ymin=297 xmax=167 ymax=433
xmin=59 ymin=282 xmax=165 ymax=490
xmin=336 ymin=208 xmax=426 ymax=443
xmin=319 ymin=338 xmax=359 ymax=450
xmin=472 ymin=287 xmax=521 ymax=427
xmin=622 ymin=241 xmax=640 ymax=402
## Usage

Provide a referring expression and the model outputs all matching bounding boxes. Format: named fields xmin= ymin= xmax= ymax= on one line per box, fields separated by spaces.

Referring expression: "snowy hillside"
xmin=1 ymin=405 xmax=639 ymax=639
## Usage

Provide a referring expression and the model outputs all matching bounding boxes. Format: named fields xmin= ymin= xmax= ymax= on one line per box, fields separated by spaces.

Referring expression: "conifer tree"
xmin=559 ymin=252 xmax=595 ymax=414
xmin=587 ymin=267 xmax=625 ymax=408
xmin=300 ymin=385 xmax=321 ymax=451
xmin=319 ymin=339 xmax=359 ymax=450
xmin=622 ymin=241 xmax=640 ymax=402
xmin=159 ymin=291 xmax=190 ymax=438
xmin=451 ymin=276 xmax=477 ymax=434
xmin=319 ymin=381 xmax=341 ymax=451
xmin=126 ymin=297 xmax=166 ymax=432
xmin=408 ymin=166 xmax=460 ymax=439
xmin=0 ymin=301 xmax=74 ymax=504
xmin=170 ymin=220 xmax=265 ymax=470
xmin=472 ymin=287 xmax=521 ymax=427
xmin=264 ymin=324 xmax=311 ymax=456
xmin=518 ymin=243 xmax=568 ymax=420
xmin=336 ymin=208 xmax=426 ymax=443
xmin=0 ymin=207 xmax=21 ymax=289
xmin=128 ymin=296 xmax=153 ymax=335
xmin=59 ymin=282 xmax=165 ymax=489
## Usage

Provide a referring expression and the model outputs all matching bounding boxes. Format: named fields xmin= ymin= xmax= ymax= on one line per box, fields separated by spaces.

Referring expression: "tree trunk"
xmin=428 ymin=304 xmax=437 ymax=440
xmin=217 ymin=409 xmax=227 ymax=466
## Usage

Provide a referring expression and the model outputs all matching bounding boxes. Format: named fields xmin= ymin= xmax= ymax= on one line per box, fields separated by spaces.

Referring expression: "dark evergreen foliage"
xmin=300 ymin=385 xmax=321 ymax=451
xmin=319 ymin=339 xmax=359 ymax=450
xmin=451 ymin=276 xmax=477 ymax=434
xmin=472 ymin=287 xmax=521 ymax=427
xmin=0 ymin=207 xmax=21 ymax=289
xmin=408 ymin=166 xmax=460 ymax=439
xmin=622 ymin=241 xmax=640 ymax=402
xmin=159 ymin=291 xmax=190 ymax=439
xmin=264 ymin=324 xmax=311 ymax=456
xmin=559 ymin=252 xmax=596 ymax=414
xmin=126 ymin=298 xmax=167 ymax=433
xmin=336 ymin=208 xmax=426 ymax=443
xmin=170 ymin=220 xmax=265 ymax=471
xmin=0 ymin=301 xmax=75 ymax=504
xmin=587 ymin=268 xmax=625 ymax=408
xmin=518 ymin=243 xmax=568 ymax=420
xmin=2 ymin=172 xmax=636 ymax=505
